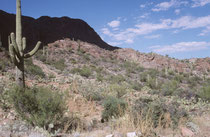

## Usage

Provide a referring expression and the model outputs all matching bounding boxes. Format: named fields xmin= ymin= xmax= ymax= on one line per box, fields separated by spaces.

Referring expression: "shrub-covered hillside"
xmin=0 ymin=39 xmax=210 ymax=136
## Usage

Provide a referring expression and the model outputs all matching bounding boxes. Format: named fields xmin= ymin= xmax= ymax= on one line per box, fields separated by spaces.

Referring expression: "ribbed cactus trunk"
xmin=16 ymin=0 xmax=25 ymax=88
xmin=9 ymin=0 xmax=41 ymax=88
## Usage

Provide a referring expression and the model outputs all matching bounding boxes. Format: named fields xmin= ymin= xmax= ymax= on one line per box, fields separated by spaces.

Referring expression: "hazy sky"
xmin=1 ymin=0 xmax=210 ymax=59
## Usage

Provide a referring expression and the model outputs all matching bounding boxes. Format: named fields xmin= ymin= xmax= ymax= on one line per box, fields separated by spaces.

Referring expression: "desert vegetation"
xmin=1 ymin=37 xmax=209 ymax=136
xmin=0 ymin=0 xmax=209 ymax=137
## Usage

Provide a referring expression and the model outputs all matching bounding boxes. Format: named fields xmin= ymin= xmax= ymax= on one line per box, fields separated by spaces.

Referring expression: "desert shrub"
xmin=77 ymin=81 xmax=106 ymax=101
xmin=93 ymin=66 xmax=103 ymax=74
xmin=168 ymin=69 xmax=175 ymax=75
xmin=161 ymin=80 xmax=178 ymax=96
xmin=107 ymin=74 xmax=125 ymax=84
xmin=71 ymin=66 xmax=92 ymax=78
xmin=140 ymin=69 xmax=159 ymax=83
xmin=198 ymin=85 xmax=210 ymax=101
xmin=25 ymin=59 xmax=45 ymax=78
xmin=51 ymin=59 xmax=66 ymax=71
xmin=147 ymin=69 xmax=159 ymax=78
xmin=82 ymin=54 xmax=90 ymax=61
xmin=147 ymin=77 xmax=159 ymax=89
xmin=187 ymin=76 xmax=202 ymax=88
xmin=133 ymin=97 xmax=188 ymax=127
xmin=136 ymin=66 xmax=145 ymax=72
xmin=129 ymin=81 xmax=143 ymax=91
xmin=183 ymin=73 xmax=190 ymax=78
xmin=0 ymin=84 xmax=10 ymax=110
xmin=102 ymin=96 xmax=127 ymax=121
xmin=174 ymin=88 xmax=198 ymax=100
xmin=96 ymin=73 xmax=104 ymax=82
xmin=140 ymin=72 xmax=148 ymax=82
xmin=108 ymin=84 xmax=130 ymax=98
xmin=70 ymin=58 xmax=77 ymax=64
xmin=8 ymin=86 xmax=70 ymax=132
xmin=48 ymin=73 xmax=56 ymax=79
xmin=0 ymin=57 xmax=12 ymax=72
xmin=85 ymin=91 xmax=104 ymax=101
xmin=174 ymin=74 xmax=184 ymax=83
xmin=122 ymin=61 xmax=139 ymax=74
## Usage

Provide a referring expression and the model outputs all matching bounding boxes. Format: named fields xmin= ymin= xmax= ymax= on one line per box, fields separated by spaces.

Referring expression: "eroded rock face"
xmin=115 ymin=48 xmax=210 ymax=75
xmin=0 ymin=10 xmax=118 ymax=51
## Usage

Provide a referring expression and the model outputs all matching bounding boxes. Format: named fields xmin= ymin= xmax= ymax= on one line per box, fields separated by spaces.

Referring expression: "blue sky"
xmin=1 ymin=0 xmax=210 ymax=59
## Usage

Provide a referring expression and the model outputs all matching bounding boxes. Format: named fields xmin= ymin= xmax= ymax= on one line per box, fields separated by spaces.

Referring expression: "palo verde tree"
xmin=8 ymin=0 xmax=41 ymax=88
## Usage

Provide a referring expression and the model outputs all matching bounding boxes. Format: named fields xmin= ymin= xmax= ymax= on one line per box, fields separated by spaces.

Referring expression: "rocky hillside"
xmin=50 ymin=39 xmax=210 ymax=77
xmin=0 ymin=39 xmax=210 ymax=137
xmin=0 ymin=10 xmax=118 ymax=51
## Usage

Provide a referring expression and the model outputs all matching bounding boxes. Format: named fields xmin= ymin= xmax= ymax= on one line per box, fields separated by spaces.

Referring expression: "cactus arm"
xmin=22 ymin=37 xmax=26 ymax=51
xmin=9 ymin=44 xmax=19 ymax=66
xmin=24 ymin=41 xmax=41 ymax=58
xmin=10 ymin=33 xmax=20 ymax=55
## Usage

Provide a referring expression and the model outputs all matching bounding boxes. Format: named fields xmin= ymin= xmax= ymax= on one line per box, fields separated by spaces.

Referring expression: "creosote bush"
xmin=102 ymin=96 xmax=127 ymax=121
xmin=8 ymin=86 xmax=76 ymax=132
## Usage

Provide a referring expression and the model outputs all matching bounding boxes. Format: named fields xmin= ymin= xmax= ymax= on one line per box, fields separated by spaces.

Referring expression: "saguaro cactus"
xmin=8 ymin=0 xmax=41 ymax=88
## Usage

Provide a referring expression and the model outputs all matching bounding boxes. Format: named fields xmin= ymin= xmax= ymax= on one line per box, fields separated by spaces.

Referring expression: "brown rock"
xmin=181 ymin=127 xmax=194 ymax=137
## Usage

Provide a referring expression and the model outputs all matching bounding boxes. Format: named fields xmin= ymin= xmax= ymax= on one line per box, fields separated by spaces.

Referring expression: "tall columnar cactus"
xmin=8 ymin=0 xmax=41 ymax=88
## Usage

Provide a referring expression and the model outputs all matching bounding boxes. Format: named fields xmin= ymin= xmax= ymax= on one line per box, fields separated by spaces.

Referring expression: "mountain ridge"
xmin=0 ymin=10 xmax=118 ymax=51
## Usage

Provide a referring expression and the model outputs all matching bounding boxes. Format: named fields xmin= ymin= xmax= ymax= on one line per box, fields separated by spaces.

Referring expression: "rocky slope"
xmin=50 ymin=39 xmax=210 ymax=77
xmin=0 ymin=10 xmax=118 ymax=51
xmin=0 ymin=39 xmax=210 ymax=137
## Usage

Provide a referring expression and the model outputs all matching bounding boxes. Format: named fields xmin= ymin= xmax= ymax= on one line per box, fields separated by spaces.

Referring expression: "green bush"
xmin=198 ymin=85 xmax=210 ymax=101
xmin=161 ymin=80 xmax=178 ymax=96
xmin=147 ymin=69 xmax=159 ymax=78
xmin=108 ymin=84 xmax=130 ymax=98
xmin=70 ymin=58 xmax=77 ymax=64
xmin=168 ymin=69 xmax=175 ymax=75
xmin=122 ymin=61 xmax=139 ymax=74
xmin=52 ymin=59 xmax=66 ymax=71
xmin=79 ymin=66 xmax=92 ymax=78
xmin=25 ymin=59 xmax=45 ymax=78
xmin=133 ymin=97 xmax=188 ymax=127
xmin=96 ymin=73 xmax=104 ymax=82
xmin=107 ymin=74 xmax=125 ymax=84
xmin=85 ymin=91 xmax=104 ymax=101
xmin=129 ymin=81 xmax=143 ymax=91
xmin=147 ymin=77 xmax=159 ymax=89
xmin=0 ymin=57 xmax=12 ymax=72
xmin=102 ymin=96 xmax=127 ymax=121
xmin=8 ymin=86 xmax=68 ymax=132
xmin=140 ymin=72 xmax=148 ymax=82
xmin=71 ymin=66 xmax=92 ymax=78
xmin=187 ymin=76 xmax=201 ymax=88
xmin=174 ymin=74 xmax=184 ymax=83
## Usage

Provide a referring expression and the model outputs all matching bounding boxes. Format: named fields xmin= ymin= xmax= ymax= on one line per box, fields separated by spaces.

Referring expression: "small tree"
xmin=8 ymin=0 xmax=41 ymax=88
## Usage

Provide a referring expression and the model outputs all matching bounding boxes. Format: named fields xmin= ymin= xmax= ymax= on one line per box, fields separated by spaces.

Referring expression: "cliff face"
xmin=0 ymin=10 xmax=118 ymax=51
